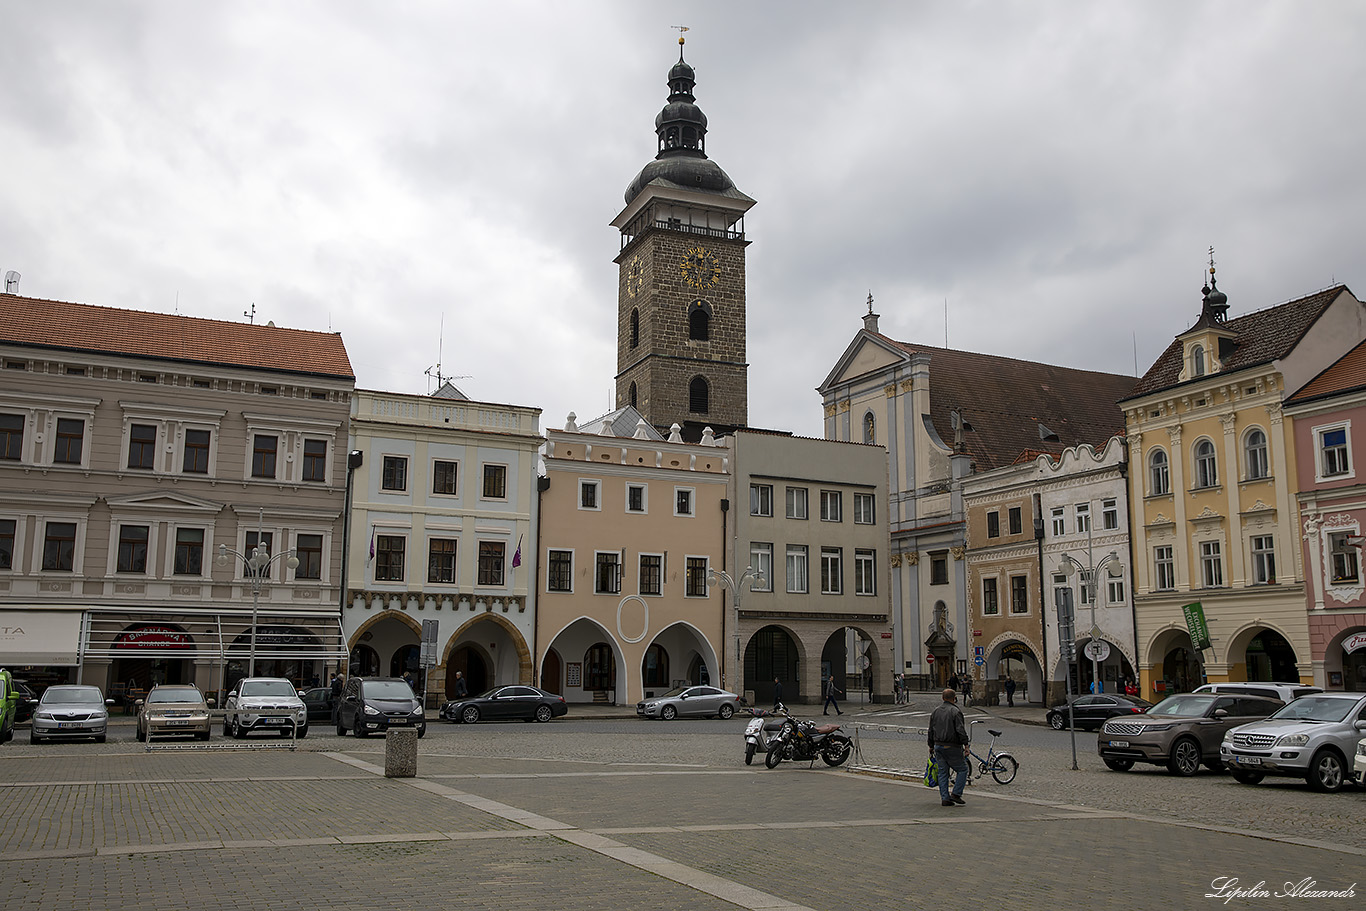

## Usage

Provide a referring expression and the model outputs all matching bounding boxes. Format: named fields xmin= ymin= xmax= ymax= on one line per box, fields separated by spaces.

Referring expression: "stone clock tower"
xmin=612 ymin=37 xmax=755 ymax=440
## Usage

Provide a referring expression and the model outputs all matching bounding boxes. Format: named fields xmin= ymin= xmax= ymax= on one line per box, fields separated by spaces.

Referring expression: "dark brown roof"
xmin=0 ymin=294 xmax=354 ymax=380
xmin=1286 ymin=336 xmax=1366 ymax=406
xmin=1122 ymin=285 xmax=1349 ymax=401
xmin=879 ymin=337 xmax=1136 ymax=473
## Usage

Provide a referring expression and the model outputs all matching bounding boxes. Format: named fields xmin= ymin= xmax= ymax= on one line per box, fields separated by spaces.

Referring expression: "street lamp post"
xmin=1056 ymin=523 xmax=1124 ymax=696
xmin=706 ymin=565 xmax=766 ymax=694
xmin=217 ymin=509 xmax=299 ymax=678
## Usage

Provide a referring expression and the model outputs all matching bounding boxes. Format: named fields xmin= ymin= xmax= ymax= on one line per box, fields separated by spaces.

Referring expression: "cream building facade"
xmin=1121 ymin=278 xmax=1366 ymax=695
xmin=344 ymin=386 xmax=543 ymax=704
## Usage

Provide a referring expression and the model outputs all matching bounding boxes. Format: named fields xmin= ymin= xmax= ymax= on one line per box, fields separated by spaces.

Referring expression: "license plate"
xmin=1109 ymin=741 xmax=1129 ymax=748
xmin=268 ymin=717 xmax=287 ymax=724
xmin=166 ymin=720 xmax=189 ymax=726
xmin=58 ymin=722 xmax=82 ymax=729
xmin=1236 ymin=756 xmax=1262 ymax=766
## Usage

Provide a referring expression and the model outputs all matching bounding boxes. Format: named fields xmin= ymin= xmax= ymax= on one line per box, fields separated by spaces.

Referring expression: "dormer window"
xmin=1192 ymin=345 xmax=1206 ymax=377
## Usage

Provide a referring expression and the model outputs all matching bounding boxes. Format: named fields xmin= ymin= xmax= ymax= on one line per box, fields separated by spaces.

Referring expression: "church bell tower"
xmin=612 ymin=36 xmax=755 ymax=440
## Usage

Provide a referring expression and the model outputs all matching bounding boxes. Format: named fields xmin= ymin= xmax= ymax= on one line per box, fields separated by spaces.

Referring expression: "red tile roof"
xmin=878 ymin=337 xmax=1136 ymax=473
xmin=1286 ymin=336 xmax=1366 ymax=405
xmin=1123 ymin=285 xmax=1350 ymax=401
xmin=0 ymin=294 xmax=354 ymax=379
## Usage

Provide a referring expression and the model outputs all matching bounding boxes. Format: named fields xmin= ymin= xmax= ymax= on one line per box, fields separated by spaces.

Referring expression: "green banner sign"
xmin=1182 ymin=602 xmax=1212 ymax=651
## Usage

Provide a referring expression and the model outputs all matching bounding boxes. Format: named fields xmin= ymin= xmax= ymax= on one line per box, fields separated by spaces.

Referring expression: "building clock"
xmin=679 ymin=245 xmax=721 ymax=289
xmin=626 ymin=256 xmax=645 ymax=297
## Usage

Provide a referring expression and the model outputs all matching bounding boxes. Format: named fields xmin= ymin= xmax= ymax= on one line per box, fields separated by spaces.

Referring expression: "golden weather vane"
xmin=672 ymin=24 xmax=689 ymax=46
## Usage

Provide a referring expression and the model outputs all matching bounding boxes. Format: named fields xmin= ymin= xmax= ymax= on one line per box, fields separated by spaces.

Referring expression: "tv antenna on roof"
xmin=3 ymin=271 xmax=19 ymax=294
xmin=425 ymin=315 xmax=470 ymax=392
xmin=244 ymin=302 xmax=256 ymax=324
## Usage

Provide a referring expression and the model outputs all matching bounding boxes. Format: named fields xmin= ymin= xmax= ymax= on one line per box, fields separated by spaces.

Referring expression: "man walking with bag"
xmin=927 ymin=688 xmax=969 ymax=807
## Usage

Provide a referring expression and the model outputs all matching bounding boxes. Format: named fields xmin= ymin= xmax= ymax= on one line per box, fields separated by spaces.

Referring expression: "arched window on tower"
xmin=629 ymin=382 xmax=638 ymax=409
xmin=630 ymin=308 xmax=639 ymax=348
xmin=689 ymin=376 xmax=709 ymax=414
xmin=689 ymin=305 xmax=710 ymax=341
xmin=863 ymin=412 xmax=875 ymax=444
xmin=666 ymin=127 xmax=679 ymax=149
xmin=1192 ymin=345 xmax=1206 ymax=377
xmin=683 ymin=126 xmax=698 ymax=148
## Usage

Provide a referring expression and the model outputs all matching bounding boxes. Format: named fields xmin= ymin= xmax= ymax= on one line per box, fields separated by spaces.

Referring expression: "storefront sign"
xmin=1343 ymin=632 xmax=1366 ymax=654
xmin=1182 ymin=602 xmax=1212 ymax=651
xmin=115 ymin=625 xmax=192 ymax=649
xmin=0 ymin=610 xmax=83 ymax=665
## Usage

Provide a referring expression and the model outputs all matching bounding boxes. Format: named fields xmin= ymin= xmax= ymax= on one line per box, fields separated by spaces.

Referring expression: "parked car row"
xmin=1071 ymin=682 xmax=1366 ymax=793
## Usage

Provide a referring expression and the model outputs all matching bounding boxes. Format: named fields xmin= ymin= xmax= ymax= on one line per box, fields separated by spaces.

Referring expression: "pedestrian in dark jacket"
xmin=772 ymin=677 xmax=784 ymax=710
xmin=927 ymin=688 xmax=969 ymax=807
xmin=823 ymin=676 xmax=844 ymax=715
xmin=453 ymin=671 xmax=468 ymax=699
xmin=329 ymin=673 xmax=343 ymax=724
xmin=1004 ymin=677 xmax=1017 ymax=707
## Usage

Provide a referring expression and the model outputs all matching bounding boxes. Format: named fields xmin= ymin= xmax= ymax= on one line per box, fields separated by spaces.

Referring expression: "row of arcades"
xmin=346 ymin=611 xmax=888 ymax=708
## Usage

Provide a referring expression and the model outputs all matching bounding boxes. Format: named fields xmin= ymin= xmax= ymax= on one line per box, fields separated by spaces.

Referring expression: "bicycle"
xmin=963 ymin=720 xmax=1019 ymax=785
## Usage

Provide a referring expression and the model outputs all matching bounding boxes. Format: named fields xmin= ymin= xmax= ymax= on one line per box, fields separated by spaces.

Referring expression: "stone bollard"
xmin=384 ymin=728 xmax=418 ymax=778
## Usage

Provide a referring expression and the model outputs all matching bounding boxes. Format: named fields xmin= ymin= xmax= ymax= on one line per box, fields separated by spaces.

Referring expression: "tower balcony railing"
xmin=620 ymin=214 xmax=745 ymax=250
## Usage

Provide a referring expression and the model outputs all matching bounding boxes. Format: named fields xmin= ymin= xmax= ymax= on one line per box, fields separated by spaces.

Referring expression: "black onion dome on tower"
xmin=625 ymin=37 xmax=737 ymax=202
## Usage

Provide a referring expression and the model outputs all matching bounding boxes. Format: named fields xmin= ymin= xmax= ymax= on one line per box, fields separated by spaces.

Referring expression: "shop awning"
xmin=0 ymin=610 xmax=84 ymax=666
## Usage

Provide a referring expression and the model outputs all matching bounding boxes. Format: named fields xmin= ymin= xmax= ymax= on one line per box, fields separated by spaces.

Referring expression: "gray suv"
xmin=1099 ymin=693 xmax=1282 ymax=776
xmin=1220 ymin=692 xmax=1366 ymax=793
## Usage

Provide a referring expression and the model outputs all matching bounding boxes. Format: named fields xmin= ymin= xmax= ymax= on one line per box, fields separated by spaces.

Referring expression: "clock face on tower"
xmin=679 ymin=245 xmax=722 ymax=289
xmin=626 ymin=256 xmax=644 ymax=297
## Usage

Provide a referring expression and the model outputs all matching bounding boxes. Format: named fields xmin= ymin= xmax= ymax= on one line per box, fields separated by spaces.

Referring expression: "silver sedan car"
xmin=30 ymin=685 xmax=113 ymax=744
xmin=637 ymin=685 xmax=741 ymax=721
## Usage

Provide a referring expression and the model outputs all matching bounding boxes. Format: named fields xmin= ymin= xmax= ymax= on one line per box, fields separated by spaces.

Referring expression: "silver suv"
xmin=1220 ymin=692 xmax=1366 ymax=792
xmin=1192 ymin=682 xmax=1322 ymax=703
xmin=223 ymin=677 xmax=307 ymax=739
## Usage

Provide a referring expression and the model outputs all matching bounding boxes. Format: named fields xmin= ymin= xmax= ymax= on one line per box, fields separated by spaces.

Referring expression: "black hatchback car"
xmin=1047 ymin=693 xmax=1153 ymax=731
xmin=335 ymin=677 xmax=426 ymax=738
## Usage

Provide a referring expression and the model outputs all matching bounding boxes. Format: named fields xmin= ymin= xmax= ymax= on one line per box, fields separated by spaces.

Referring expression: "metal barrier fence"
xmin=846 ymin=721 xmax=931 ymax=779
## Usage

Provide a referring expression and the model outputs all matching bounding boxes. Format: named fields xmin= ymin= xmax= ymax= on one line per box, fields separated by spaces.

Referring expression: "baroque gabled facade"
xmin=1121 ymin=274 xmax=1366 ymax=695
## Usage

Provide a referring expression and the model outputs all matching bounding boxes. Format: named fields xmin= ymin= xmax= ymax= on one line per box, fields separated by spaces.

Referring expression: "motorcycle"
xmin=742 ymin=704 xmax=791 ymax=766
xmin=763 ymin=707 xmax=853 ymax=769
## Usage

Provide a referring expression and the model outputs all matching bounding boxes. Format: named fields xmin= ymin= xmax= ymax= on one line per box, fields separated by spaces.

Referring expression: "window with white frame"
xmin=1010 ymin=575 xmax=1028 ymax=613
xmin=482 ymin=463 xmax=507 ymax=499
xmin=296 ymin=533 xmax=323 ymax=581
xmin=1149 ymin=448 xmax=1170 ymax=496
xmin=1154 ymin=545 xmax=1175 ymax=591
xmin=1050 ymin=507 xmax=1065 ymax=537
xmin=750 ymin=543 xmax=773 ymax=592
xmin=786 ymin=487 xmax=808 ymax=520
xmin=819 ymin=490 xmax=842 ymax=522
xmin=182 ymin=428 xmax=211 ymax=474
xmin=172 ymin=527 xmax=203 ymax=576
xmin=1192 ymin=344 xmax=1206 ymax=377
xmin=674 ymin=487 xmax=694 ymax=516
xmin=1244 ymin=429 xmax=1269 ymax=480
xmin=0 ymin=413 xmax=23 ymax=461
xmin=595 ymin=551 xmax=621 ymax=594
xmin=0 ymin=518 xmax=17 ymax=570
xmin=128 ymin=423 xmax=158 ymax=470
xmin=685 ymin=557 xmax=708 ymax=597
xmin=750 ymin=483 xmax=773 ymax=517
xmin=638 ymin=553 xmax=662 ymax=595
xmin=1107 ymin=576 xmax=1125 ymax=604
xmin=1329 ymin=533 xmax=1359 ymax=584
xmin=1102 ymin=499 xmax=1118 ymax=530
xmin=381 ymin=456 xmax=408 ymax=491
xmin=786 ymin=545 xmax=808 ymax=593
xmin=982 ymin=577 xmax=999 ymax=615
xmin=427 ymin=538 xmax=456 ymax=583
xmin=116 ymin=525 xmax=149 ymax=574
xmin=854 ymin=493 xmax=875 ymax=525
xmin=1200 ymin=540 xmax=1224 ymax=587
xmin=930 ymin=552 xmax=948 ymax=585
xmin=854 ymin=549 xmax=875 ymax=595
xmin=432 ymin=460 xmax=458 ymax=495
xmin=579 ymin=479 xmax=600 ymax=510
xmin=1319 ymin=426 xmax=1351 ymax=478
xmin=547 ymin=549 xmax=573 ymax=592
xmin=1077 ymin=568 xmax=1093 ymax=606
xmin=375 ymin=535 xmax=405 ymax=581
xmin=820 ymin=547 xmax=843 ymax=594
xmin=1250 ymin=535 xmax=1275 ymax=584
xmin=1075 ymin=503 xmax=1090 ymax=533
xmin=1194 ymin=440 xmax=1218 ymax=488
xmin=626 ymin=483 xmax=646 ymax=513
xmin=477 ymin=541 xmax=505 ymax=586
xmin=54 ymin=418 xmax=86 ymax=466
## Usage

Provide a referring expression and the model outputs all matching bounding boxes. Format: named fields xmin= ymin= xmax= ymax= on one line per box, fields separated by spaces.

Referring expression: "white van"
xmin=1192 ymin=682 xmax=1321 ymax=703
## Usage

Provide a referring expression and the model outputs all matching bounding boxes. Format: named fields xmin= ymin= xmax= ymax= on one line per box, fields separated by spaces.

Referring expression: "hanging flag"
xmin=367 ymin=527 xmax=375 ymax=565
xmin=511 ymin=534 xmax=523 ymax=569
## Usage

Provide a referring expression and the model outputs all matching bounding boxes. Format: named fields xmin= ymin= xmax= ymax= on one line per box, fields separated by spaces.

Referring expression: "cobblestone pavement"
xmin=0 ymin=721 xmax=1361 ymax=910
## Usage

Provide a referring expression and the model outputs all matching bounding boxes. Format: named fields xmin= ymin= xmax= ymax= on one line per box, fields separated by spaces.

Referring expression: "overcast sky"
xmin=4 ymin=2 xmax=1364 ymax=439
